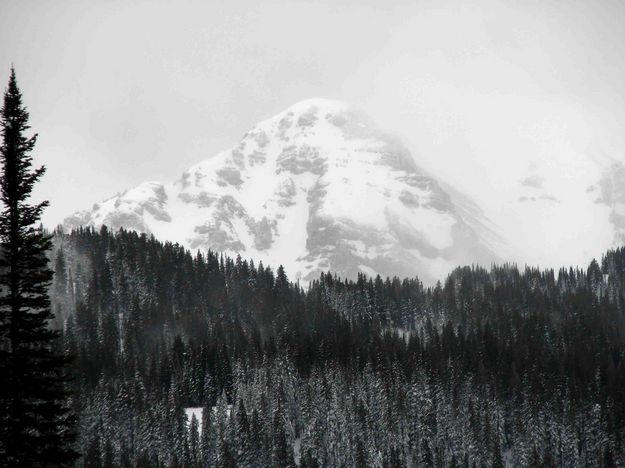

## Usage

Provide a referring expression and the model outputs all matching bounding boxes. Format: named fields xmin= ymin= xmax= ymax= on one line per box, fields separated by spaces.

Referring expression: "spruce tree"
xmin=0 ymin=68 xmax=78 ymax=465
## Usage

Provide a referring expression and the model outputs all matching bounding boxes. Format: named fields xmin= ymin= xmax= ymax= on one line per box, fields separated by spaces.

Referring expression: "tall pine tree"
xmin=0 ymin=68 xmax=78 ymax=465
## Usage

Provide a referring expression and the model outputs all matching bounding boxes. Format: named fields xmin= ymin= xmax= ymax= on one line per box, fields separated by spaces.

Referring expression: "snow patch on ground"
xmin=184 ymin=407 xmax=203 ymax=433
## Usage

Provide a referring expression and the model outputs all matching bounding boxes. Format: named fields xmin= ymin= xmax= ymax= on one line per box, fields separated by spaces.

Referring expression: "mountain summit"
xmin=64 ymin=98 xmax=497 ymax=282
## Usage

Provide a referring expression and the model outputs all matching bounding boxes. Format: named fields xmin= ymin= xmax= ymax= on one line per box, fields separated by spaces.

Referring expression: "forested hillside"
xmin=52 ymin=227 xmax=625 ymax=467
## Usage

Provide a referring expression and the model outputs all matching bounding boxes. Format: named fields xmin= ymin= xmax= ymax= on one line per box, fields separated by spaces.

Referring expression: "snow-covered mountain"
xmin=64 ymin=98 xmax=499 ymax=283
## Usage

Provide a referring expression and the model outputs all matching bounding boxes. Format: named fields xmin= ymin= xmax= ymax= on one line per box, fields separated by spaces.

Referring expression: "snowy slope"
xmin=64 ymin=99 xmax=498 ymax=283
xmin=472 ymin=151 xmax=622 ymax=270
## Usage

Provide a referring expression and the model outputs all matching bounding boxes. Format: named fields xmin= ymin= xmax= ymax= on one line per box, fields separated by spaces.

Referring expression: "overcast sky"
xmin=2 ymin=0 xmax=625 ymax=266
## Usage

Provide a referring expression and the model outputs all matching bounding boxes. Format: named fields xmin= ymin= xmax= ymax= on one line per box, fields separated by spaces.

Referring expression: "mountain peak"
xmin=249 ymin=97 xmax=358 ymax=143
xmin=281 ymin=97 xmax=349 ymax=114
xmin=64 ymin=100 xmax=497 ymax=283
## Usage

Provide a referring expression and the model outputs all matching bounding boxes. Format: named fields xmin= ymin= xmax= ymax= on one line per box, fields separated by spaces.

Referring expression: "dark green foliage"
xmin=0 ymin=69 xmax=77 ymax=465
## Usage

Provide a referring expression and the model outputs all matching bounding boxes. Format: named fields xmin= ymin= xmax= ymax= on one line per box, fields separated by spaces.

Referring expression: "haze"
xmin=2 ymin=0 xmax=625 ymax=269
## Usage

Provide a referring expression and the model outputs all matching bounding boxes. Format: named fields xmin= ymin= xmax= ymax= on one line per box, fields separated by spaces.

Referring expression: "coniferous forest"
xmin=49 ymin=227 xmax=625 ymax=467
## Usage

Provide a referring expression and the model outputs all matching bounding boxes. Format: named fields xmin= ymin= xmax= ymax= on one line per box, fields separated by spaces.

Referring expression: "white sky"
xmin=1 ymin=0 xmax=625 ymax=267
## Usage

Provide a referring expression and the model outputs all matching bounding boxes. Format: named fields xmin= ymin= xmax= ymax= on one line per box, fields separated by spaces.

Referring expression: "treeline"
xmin=53 ymin=227 xmax=625 ymax=467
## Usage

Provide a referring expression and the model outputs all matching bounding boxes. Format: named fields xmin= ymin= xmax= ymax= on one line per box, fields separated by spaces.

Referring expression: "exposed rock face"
xmin=596 ymin=161 xmax=625 ymax=245
xmin=66 ymin=182 xmax=170 ymax=233
xmin=64 ymin=98 xmax=498 ymax=283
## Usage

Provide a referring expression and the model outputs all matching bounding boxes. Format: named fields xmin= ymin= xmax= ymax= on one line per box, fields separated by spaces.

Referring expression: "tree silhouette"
xmin=0 ymin=68 xmax=78 ymax=465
